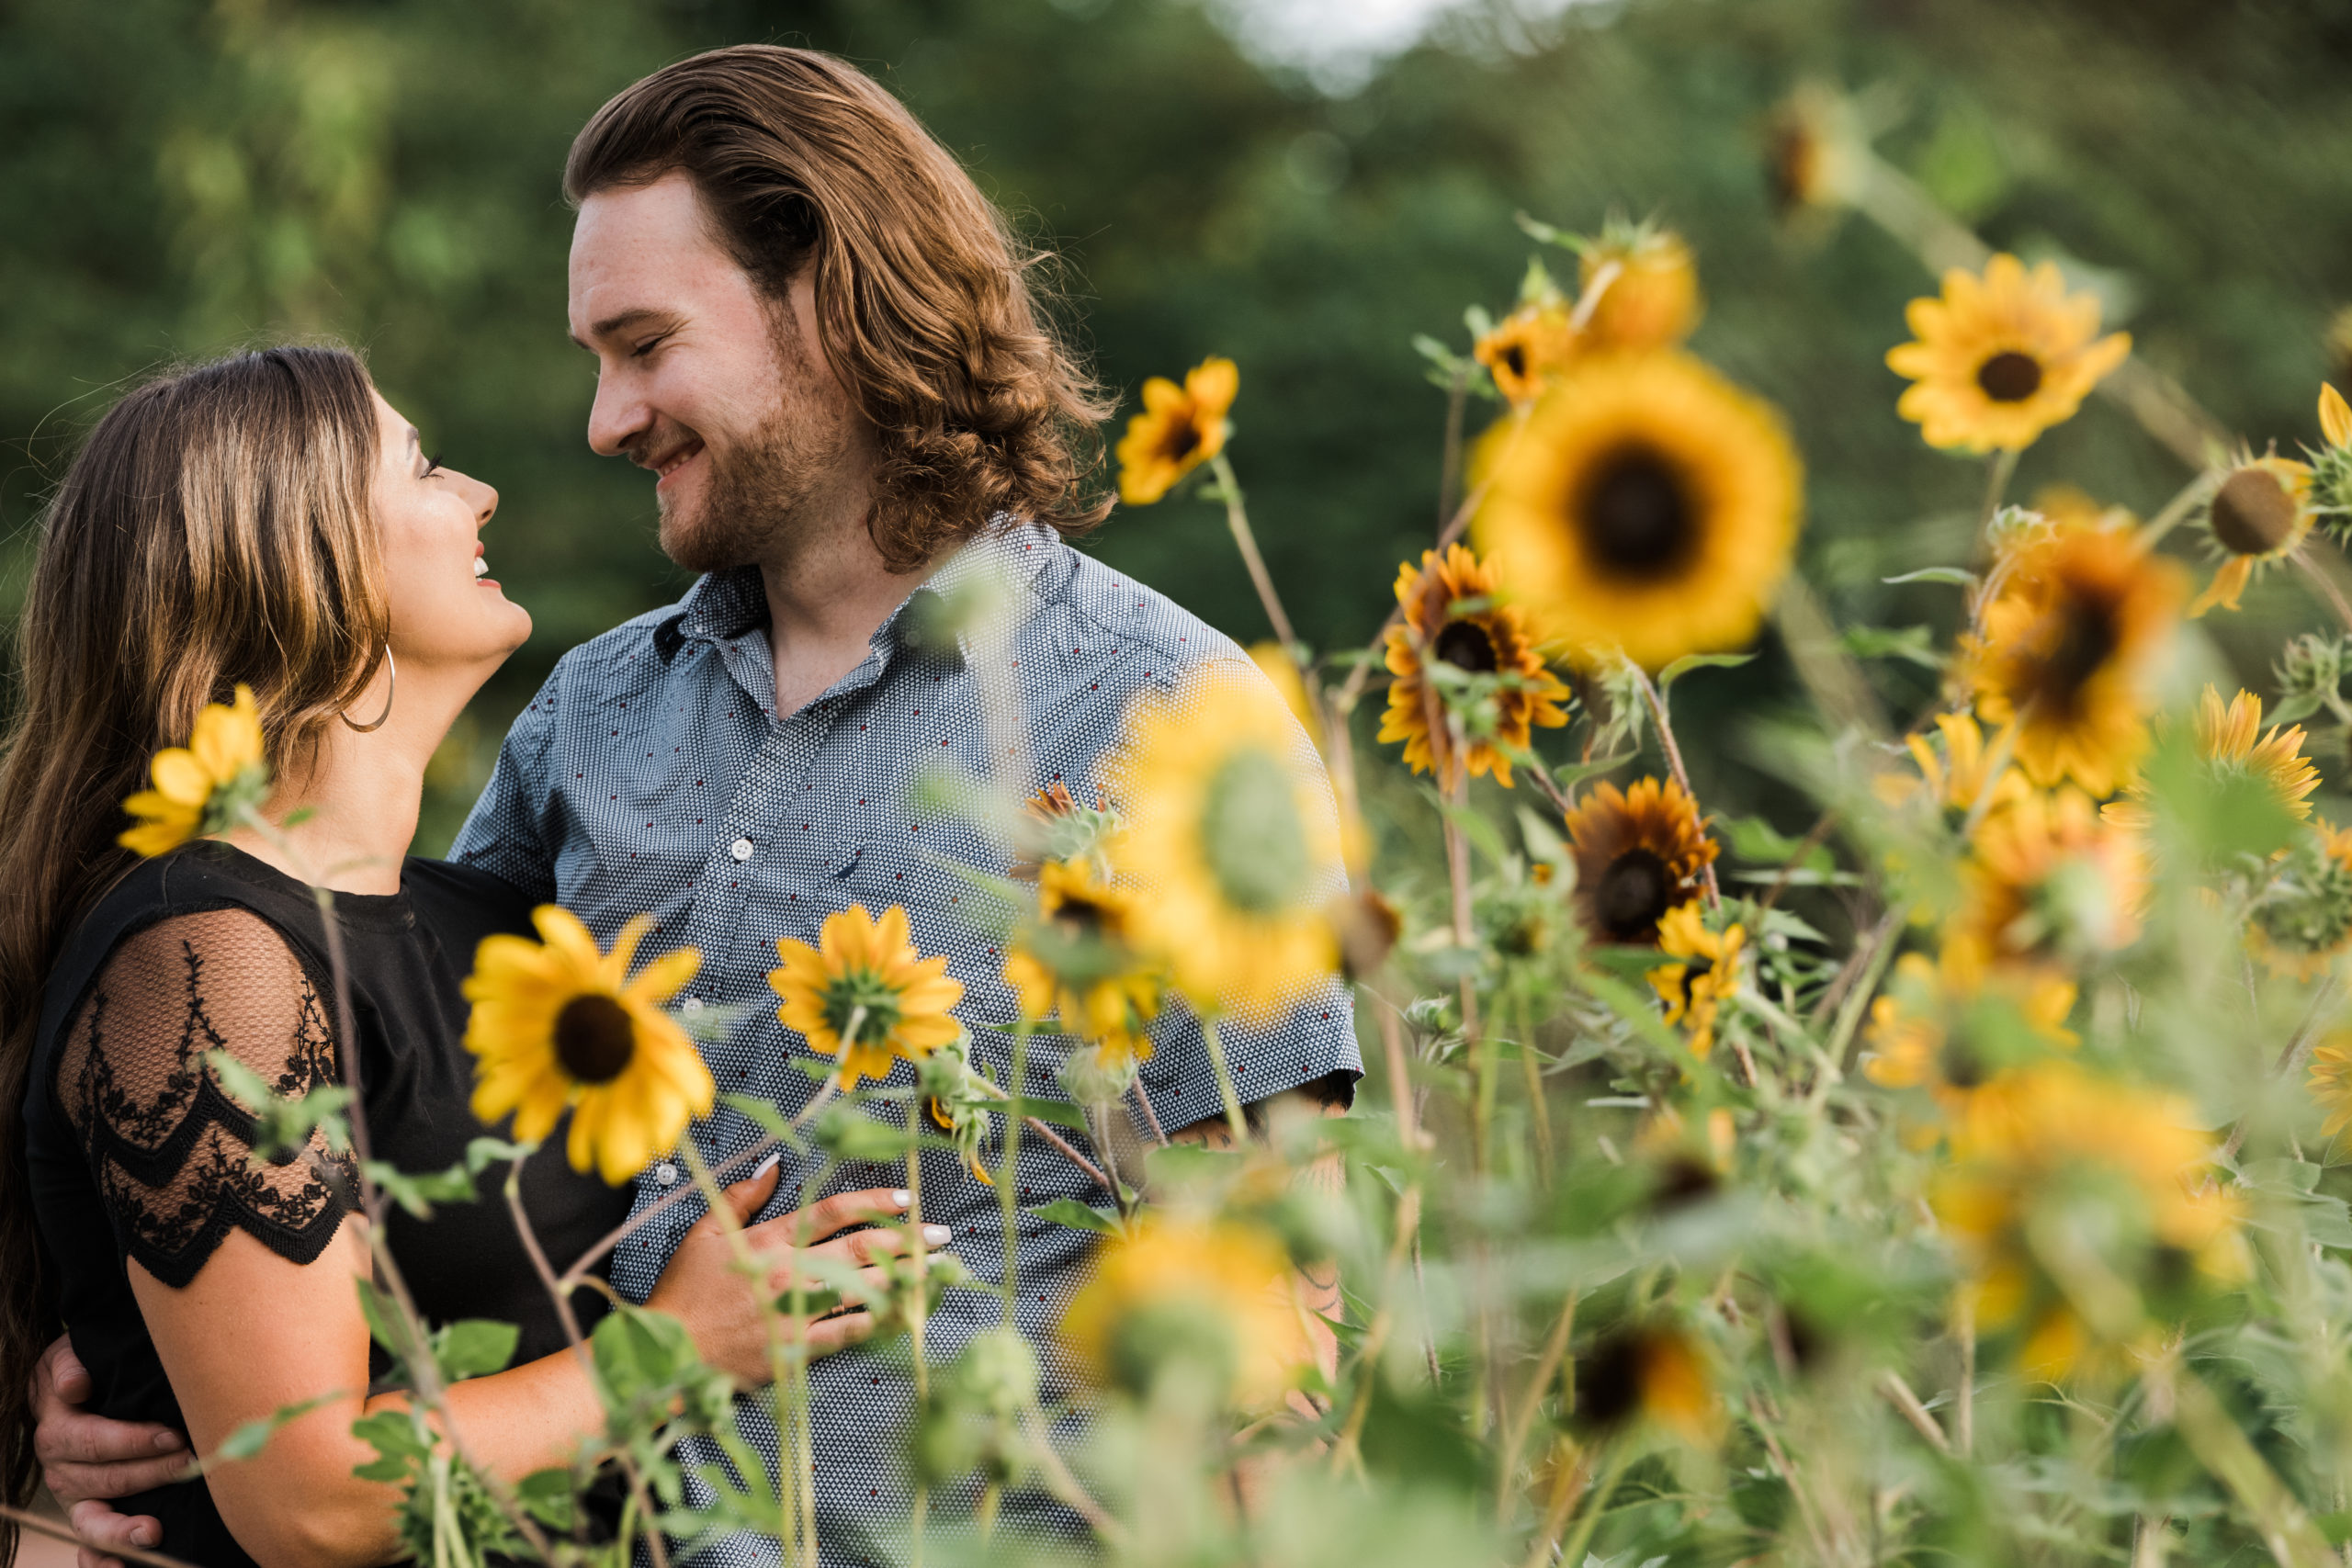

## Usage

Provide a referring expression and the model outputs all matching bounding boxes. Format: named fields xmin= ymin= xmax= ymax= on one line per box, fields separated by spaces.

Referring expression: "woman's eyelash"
xmin=423 ymin=452 xmax=444 ymax=477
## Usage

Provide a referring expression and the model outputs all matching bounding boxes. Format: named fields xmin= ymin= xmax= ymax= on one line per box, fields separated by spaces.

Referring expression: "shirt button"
xmin=729 ymin=838 xmax=754 ymax=862
xmin=655 ymin=1161 xmax=679 ymax=1187
xmin=681 ymin=997 xmax=704 ymax=1014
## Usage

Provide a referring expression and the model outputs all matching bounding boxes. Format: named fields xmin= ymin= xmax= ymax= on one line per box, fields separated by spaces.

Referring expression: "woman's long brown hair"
xmin=0 ymin=347 xmax=389 ymax=1561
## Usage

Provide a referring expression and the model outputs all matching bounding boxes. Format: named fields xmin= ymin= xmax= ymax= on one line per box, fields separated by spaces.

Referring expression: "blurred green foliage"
xmin=4 ymin=0 xmax=2349 ymax=850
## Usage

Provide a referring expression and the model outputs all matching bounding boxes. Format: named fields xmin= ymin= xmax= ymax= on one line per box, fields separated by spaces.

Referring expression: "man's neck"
xmin=757 ymin=512 xmax=932 ymax=719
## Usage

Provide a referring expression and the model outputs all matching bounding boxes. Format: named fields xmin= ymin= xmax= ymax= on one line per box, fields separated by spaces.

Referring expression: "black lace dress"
xmin=21 ymin=842 xmax=635 ymax=1567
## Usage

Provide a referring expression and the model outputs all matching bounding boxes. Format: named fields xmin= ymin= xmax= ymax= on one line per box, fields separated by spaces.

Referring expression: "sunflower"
xmin=1961 ymin=526 xmax=2186 ymax=795
xmin=1473 ymin=353 xmax=1803 ymax=670
xmin=2315 ymin=383 xmax=2352 ymax=533
xmin=2103 ymin=686 xmax=2318 ymax=833
xmin=1475 ymin=303 xmax=1580 ymax=405
xmin=2187 ymin=456 xmax=2316 ymax=616
xmin=1861 ymin=951 xmax=2078 ymax=1097
xmin=1562 ymin=776 xmax=1718 ymax=946
xmin=2310 ymin=1033 xmax=2352 ymax=1142
xmin=1765 ymin=83 xmax=1864 ymax=217
xmin=1947 ymin=788 xmax=2147 ymax=982
xmin=1115 ymin=356 xmax=1238 ymax=506
xmin=119 ymin=684 xmax=268 ymax=858
xmin=1377 ymin=544 xmax=1570 ymax=787
xmin=1931 ymin=1062 xmax=2246 ymax=1382
xmin=1885 ymin=254 xmax=2132 ymax=454
xmin=1878 ymin=710 xmax=2030 ymax=820
xmin=1001 ymin=858 xmax=1166 ymax=1069
xmin=1578 ymin=220 xmax=1702 ymax=353
xmin=2248 ymin=819 xmax=2352 ymax=981
xmin=1572 ymin=1323 xmax=1718 ymax=1444
xmin=1107 ymin=670 xmax=1340 ymax=1021
xmin=771 ymin=904 xmax=966 ymax=1090
xmin=1645 ymin=902 xmax=1747 ymax=1061
xmin=1059 ymin=1213 xmax=1309 ymax=1408
xmin=464 ymin=908 xmax=714 ymax=1185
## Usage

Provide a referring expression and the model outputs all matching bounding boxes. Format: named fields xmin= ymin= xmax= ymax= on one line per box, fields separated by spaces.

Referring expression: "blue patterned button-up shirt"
xmin=449 ymin=522 xmax=1359 ymax=1566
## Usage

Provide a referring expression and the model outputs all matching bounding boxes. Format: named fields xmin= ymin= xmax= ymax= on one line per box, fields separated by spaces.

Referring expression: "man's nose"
xmin=585 ymin=370 xmax=650 ymax=459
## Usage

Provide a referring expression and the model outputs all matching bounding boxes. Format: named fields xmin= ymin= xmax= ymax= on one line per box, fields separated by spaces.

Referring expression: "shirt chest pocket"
xmin=825 ymin=830 xmax=1020 ymax=1021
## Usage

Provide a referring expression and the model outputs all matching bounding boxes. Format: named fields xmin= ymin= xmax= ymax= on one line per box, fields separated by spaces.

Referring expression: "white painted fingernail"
xmin=892 ymin=1190 xmax=911 ymax=1207
xmin=752 ymin=1153 xmax=781 ymax=1179
xmin=922 ymin=1224 xmax=952 ymax=1245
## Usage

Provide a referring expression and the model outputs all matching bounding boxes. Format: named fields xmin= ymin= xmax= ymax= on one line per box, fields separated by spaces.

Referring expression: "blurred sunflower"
xmin=1862 ymin=952 xmax=2078 ymax=1097
xmin=1578 ymin=220 xmax=1702 ymax=352
xmin=1475 ymin=303 xmax=1579 ymax=405
xmin=2248 ymin=819 xmax=2352 ymax=981
xmin=1948 ymin=788 xmax=2147 ymax=981
xmin=1002 ymin=858 xmax=1165 ymax=1069
xmin=119 ymin=684 xmax=269 ymax=858
xmin=1109 ymin=671 xmax=1340 ymax=1020
xmin=1885 ymin=254 xmax=2132 ymax=453
xmin=1377 ymin=544 xmax=1571 ymax=787
xmin=1962 ymin=527 xmax=2186 ymax=795
xmin=1563 ymin=776 xmax=1718 ymax=946
xmin=2309 ymin=1032 xmax=2352 ymax=1142
xmin=1059 ymin=1213 xmax=1308 ymax=1408
xmin=2188 ymin=455 xmax=2315 ymax=616
xmin=2031 ymin=483 xmax=2138 ymax=536
xmin=1878 ymin=710 xmax=2030 ymax=820
xmin=1646 ymin=902 xmax=1746 ymax=1061
xmin=1116 ymin=356 xmax=1237 ymax=506
xmin=1473 ymin=353 xmax=1803 ymax=670
xmin=1765 ymin=83 xmax=1865 ymax=216
xmin=2103 ymin=687 xmax=2318 ymax=832
xmin=1932 ymin=1062 xmax=2245 ymax=1381
xmin=465 ymin=908 xmax=714 ymax=1185
xmin=1572 ymin=1322 xmax=1718 ymax=1444
xmin=771 ymin=904 xmax=966 ymax=1090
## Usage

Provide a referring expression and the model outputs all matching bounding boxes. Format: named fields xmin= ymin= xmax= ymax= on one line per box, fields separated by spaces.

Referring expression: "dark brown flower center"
xmin=1976 ymin=351 xmax=2044 ymax=403
xmin=1596 ymin=847 xmax=1676 ymax=942
xmin=554 ymin=994 xmax=637 ymax=1085
xmin=1501 ymin=343 xmax=1527 ymax=379
xmin=1052 ymin=893 xmax=1112 ymax=940
xmin=1578 ymin=446 xmax=1693 ymax=580
xmin=1159 ymin=419 xmax=1204 ymax=464
xmin=1432 ymin=619 xmax=1499 ymax=672
xmin=2209 ymin=467 xmax=2298 ymax=557
xmin=1574 ymin=1331 xmax=1645 ymax=1430
xmin=2033 ymin=592 xmax=2123 ymax=719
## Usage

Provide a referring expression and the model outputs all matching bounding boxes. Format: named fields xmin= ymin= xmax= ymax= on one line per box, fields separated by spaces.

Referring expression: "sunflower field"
xmin=111 ymin=70 xmax=2352 ymax=1568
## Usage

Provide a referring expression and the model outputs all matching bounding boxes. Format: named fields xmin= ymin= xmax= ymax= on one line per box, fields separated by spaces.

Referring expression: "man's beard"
xmin=658 ymin=412 xmax=828 ymax=574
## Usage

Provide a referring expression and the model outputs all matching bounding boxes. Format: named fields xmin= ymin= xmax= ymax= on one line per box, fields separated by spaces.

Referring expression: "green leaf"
xmin=1029 ymin=1198 xmax=1122 ymax=1235
xmin=1881 ymin=566 xmax=1979 ymax=588
xmin=220 ymin=1392 xmax=341 ymax=1460
xmin=814 ymin=1104 xmax=916 ymax=1164
xmin=1553 ymin=752 xmax=1637 ymax=791
xmin=1839 ymin=624 xmax=1945 ymax=669
xmin=515 ymin=1467 xmax=579 ymax=1530
xmin=364 ymin=1158 xmax=480 ymax=1219
xmin=1656 ymin=651 xmax=1756 ymax=690
xmin=591 ymin=1301 xmax=699 ymax=1406
xmin=433 ymin=1319 xmax=520 ymax=1382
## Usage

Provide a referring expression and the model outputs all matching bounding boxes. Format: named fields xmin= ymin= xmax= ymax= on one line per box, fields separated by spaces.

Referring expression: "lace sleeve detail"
xmin=53 ymin=908 xmax=357 ymax=1288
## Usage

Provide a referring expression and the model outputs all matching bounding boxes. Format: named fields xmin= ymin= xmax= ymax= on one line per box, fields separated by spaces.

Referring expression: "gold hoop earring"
xmin=340 ymin=649 xmax=396 ymax=733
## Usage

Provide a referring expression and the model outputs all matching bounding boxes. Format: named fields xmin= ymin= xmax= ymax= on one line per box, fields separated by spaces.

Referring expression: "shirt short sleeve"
xmin=450 ymin=668 xmax=562 ymax=902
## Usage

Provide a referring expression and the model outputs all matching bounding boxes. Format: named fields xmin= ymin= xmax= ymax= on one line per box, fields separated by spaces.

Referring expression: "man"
xmin=34 ymin=43 xmax=1358 ymax=1568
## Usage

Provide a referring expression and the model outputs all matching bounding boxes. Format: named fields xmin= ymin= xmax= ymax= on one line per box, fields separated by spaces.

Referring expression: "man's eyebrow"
xmin=571 ymin=307 xmax=673 ymax=350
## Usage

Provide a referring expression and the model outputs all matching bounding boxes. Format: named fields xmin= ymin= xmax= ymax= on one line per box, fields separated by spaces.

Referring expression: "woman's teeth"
xmin=473 ymin=556 xmax=490 ymax=579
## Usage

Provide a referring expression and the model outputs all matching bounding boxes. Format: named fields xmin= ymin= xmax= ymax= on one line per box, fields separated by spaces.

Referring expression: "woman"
xmin=0 ymin=348 xmax=942 ymax=1568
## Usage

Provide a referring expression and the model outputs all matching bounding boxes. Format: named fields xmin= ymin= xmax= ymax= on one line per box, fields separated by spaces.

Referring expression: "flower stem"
xmin=1206 ymin=452 xmax=1300 ymax=657
xmin=1628 ymin=663 xmax=1719 ymax=906
xmin=904 ymin=1094 xmax=928 ymax=1568
xmin=998 ymin=1022 xmax=1030 ymax=1324
xmin=1978 ymin=446 xmax=2020 ymax=544
xmin=1200 ymin=1015 xmax=1250 ymax=1145
xmin=1543 ymin=1439 xmax=1632 ymax=1568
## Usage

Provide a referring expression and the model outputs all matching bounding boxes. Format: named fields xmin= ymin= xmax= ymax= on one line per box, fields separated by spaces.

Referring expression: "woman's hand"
xmin=647 ymin=1162 xmax=950 ymax=1385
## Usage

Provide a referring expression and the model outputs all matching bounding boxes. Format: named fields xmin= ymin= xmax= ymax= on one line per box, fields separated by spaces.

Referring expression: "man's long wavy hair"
xmin=0 ymin=347 xmax=389 ymax=1562
xmin=565 ymin=45 xmax=1114 ymax=570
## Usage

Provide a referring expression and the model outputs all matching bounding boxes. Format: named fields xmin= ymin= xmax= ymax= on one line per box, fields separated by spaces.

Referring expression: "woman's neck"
xmin=226 ymin=659 xmax=475 ymax=896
